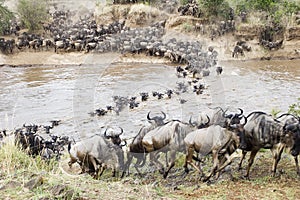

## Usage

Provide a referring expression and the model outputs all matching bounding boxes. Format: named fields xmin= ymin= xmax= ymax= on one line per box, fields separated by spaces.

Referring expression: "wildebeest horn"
xmin=161 ymin=111 xmax=166 ymax=120
xmin=223 ymin=108 xmax=229 ymax=115
xmin=238 ymin=108 xmax=244 ymax=117
xmin=189 ymin=115 xmax=196 ymax=126
xmin=189 ymin=115 xmax=193 ymax=125
xmin=147 ymin=111 xmax=153 ymax=120
xmin=104 ymin=128 xmax=110 ymax=139
xmin=205 ymin=115 xmax=210 ymax=126
xmin=118 ymin=127 xmax=123 ymax=136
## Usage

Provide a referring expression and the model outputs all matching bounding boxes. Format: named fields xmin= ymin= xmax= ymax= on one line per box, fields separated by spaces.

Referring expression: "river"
xmin=0 ymin=56 xmax=299 ymax=140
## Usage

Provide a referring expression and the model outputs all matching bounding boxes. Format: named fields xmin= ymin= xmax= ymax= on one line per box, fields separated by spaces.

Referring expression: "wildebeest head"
xmin=147 ymin=111 xmax=166 ymax=126
xmin=0 ymin=130 xmax=7 ymax=139
xmin=225 ymin=108 xmax=244 ymax=126
xmin=229 ymin=116 xmax=248 ymax=150
xmin=284 ymin=123 xmax=300 ymax=156
xmin=190 ymin=115 xmax=210 ymax=129
xmin=104 ymin=127 xmax=124 ymax=146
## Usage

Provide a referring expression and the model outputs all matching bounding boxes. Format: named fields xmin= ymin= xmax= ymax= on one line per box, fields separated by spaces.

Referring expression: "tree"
xmin=0 ymin=2 xmax=14 ymax=35
xmin=198 ymin=0 xmax=231 ymax=20
xmin=17 ymin=0 xmax=49 ymax=31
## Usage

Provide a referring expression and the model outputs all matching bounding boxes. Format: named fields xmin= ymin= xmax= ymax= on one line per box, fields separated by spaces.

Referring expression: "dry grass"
xmin=0 ymin=141 xmax=300 ymax=199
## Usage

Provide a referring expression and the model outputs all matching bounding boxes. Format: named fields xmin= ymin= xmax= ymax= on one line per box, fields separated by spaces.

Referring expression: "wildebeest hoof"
xmin=241 ymin=175 xmax=250 ymax=180
xmin=201 ymin=177 xmax=209 ymax=182
xmin=205 ymin=180 xmax=213 ymax=185
xmin=200 ymin=175 xmax=209 ymax=182
xmin=163 ymin=172 xmax=168 ymax=179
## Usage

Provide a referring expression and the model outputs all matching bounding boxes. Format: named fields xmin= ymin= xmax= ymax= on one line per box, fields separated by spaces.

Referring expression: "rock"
xmin=51 ymin=184 xmax=68 ymax=195
xmin=50 ymin=184 xmax=77 ymax=200
xmin=0 ymin=181 xmax=21 ymax=190
xmin=24 ymin=176 xmax=43 ymax=190
xmin=286 ymin=26 xmax=300 ymax=41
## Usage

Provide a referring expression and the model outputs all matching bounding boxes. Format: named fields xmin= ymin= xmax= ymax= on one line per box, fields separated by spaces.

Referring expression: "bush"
xmin=198 ymin=0 xmax=231 ymax=20
xmin=231 ymin=0 xmax=300 ymax=26
xmin=182 ymin=22 xmax=193 ymax=32
xmin=0 ymin=3 xmax=14 ymax=35
xmin=288 ymin=98 xmax=300 ymax=117
xmin=17 ymin=0 xmax=49 ymax=31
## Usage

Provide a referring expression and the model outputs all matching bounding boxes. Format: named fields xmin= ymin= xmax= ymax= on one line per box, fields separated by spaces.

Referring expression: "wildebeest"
xmin=232 ymin=45 xmax=244 ymax=58
xmin=198 ymin=107 xmax=244 ymax=128
xmin=68 ymin=134 xmax=125 ymax=178
xmin=0 ymin=38 xmax=15 ymax=54
xmin=13 ymin=122 xmax=67 ymax=159
xmin=284 ymin=123 xmax=300 ymax=167
xmin=124 ymin=111 xmax=167 ymax=175
xmin=276 ymin=113 xmax=300 ymax=175
xmin=184 ymin=118 xmax=246 ymax=182
xmin=238 ymin=111 xmax=297 ymax=178
xmin=142 ymin=118 xmax=202 ymax=178
xmin=54 ymin=39 xmax=69 ymax=53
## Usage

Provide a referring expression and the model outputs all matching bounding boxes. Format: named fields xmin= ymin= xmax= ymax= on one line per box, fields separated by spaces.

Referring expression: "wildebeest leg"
xmin=270 ymin=144 xmax=285 ymax=177
xmin=150 ymin=152 xmax=165 ymax=173
xmin=238 ymin=150 xmax=247 ymax=170
xmin=294 ymin=156 xmax=300 ymax=175
xmin=217 ymin=151 xmax=241 ymax=174
xmin=134 ymin=153 xmax=146 ymax=176
xmin=202 ymin=149 xmax=219 ymax=182
xmin=163 ymin=150 xmax=176 ymax=179
xmin=68 ymin=156 xmax=77 ymax=168
xmin=89 ymin=156 xmax=100 ymax=179
xmin=165 ymin=151 xmax=169 ymax=167
xmin=124 ymin=152 xmax=133 ymax=175
xmin=185 ymin=146 xmax=202 ymax=174
xmin=245 ymin=149 xmax=259 ymax=179
xmin=97 ymin=164 xmax=107 ymax=177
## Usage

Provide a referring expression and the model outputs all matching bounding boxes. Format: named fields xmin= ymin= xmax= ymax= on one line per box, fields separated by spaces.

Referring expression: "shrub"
xmin=198 ymin=0 xmax=231 ymax=20
xmin=288 ymin=98 xmax=300 ymax=117
xmin=182 ymin=22 xmax=193 ymax=32
xmin=17 ymin=0 xmax=49 ymax=31
xmin=0 ymin=3 xmax=14 ymax=35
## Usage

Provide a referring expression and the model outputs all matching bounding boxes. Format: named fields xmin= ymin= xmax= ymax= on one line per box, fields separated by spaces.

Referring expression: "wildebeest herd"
xmin=2 ymin=106 xmax=299 ymax=182
xmin=8 ymin=120 xmax=70 ymax=160
xmin=0 ymin=4 xmax=249 ymax=70
xmin=65 ymin=107 xmax=300 ymax=182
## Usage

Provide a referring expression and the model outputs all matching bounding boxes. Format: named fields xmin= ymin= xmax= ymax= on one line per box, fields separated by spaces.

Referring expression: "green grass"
xmin=1 ymin=139 xmax=300 ymax=199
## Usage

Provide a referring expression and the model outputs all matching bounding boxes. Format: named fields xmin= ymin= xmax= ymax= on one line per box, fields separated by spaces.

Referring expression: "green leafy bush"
xmin=17 ymin=0 xmax=49 ymax=31
xmin=182 ymin=22 xmax=193 ymax=32
xmin=288 ymin=98 xmax=300 ymax=117
xmin=198 ymin=0 xmax=231 ymax=20
xmin=0 ymin=3 xmax=14 ymax=35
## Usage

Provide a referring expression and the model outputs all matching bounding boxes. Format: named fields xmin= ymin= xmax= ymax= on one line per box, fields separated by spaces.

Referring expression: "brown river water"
xmin=0 ymin=56 xmax=299 ymax=140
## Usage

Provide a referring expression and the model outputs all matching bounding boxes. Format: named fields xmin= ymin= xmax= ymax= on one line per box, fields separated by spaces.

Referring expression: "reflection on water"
xmin=0 ymin=59 xmax=299 ymax=139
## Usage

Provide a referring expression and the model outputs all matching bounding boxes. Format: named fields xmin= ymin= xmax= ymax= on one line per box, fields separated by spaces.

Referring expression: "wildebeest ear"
xmin=104 ymin=128 xmax=111 ymax=139
xmin=284 ymin=133 xmax=292 ymax=138
xmin=229 ymin=124 xmax=238 ymax=129
xmin=120 ymin=140 xmax=127 ymax=147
